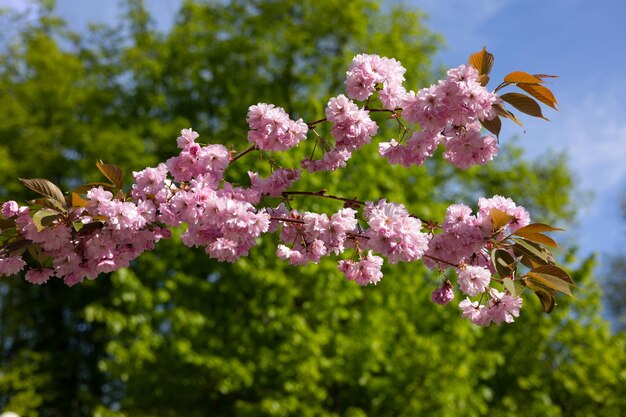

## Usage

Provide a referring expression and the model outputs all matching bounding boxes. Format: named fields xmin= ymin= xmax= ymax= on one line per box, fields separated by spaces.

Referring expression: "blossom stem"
xmin=307 ymin=118 xmax=327 ymax=128
xmin=282 ymin=190 xmax=364 ymax=207
xmin=230 ymin=145 xmax=258 ymax=163
xmin=423 ymin=254 xmax=459 ymax=268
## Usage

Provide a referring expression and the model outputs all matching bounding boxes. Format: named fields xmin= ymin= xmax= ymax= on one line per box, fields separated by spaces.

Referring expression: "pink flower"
xmin=2 ymin=201 xmax=19 ymax=218
xmin=0 ymin=256 xmax=26 ymax=276
xmin=176 ymin=128 xmax=200 ymax=149
xmin=457 ymin=265 xmax=491 ymax=297
xmin=338 ymin=251 xmax=384 ymax=286
xmin=443 ymin=125 xmax=499 ymax=169
xmin=247 ymin=103 xmax=308 ymax=151
xmin=25 ymin=268 xmax=54 ymax=285
xmin=488 ymin=291 xmax=523 ymax=324
xmin=432 ymin=280 xmax=455 ymax=305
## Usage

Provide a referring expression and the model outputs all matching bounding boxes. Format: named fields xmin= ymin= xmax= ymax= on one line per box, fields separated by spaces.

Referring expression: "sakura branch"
xmin=0 ymin=48 xmax=570 ymax=327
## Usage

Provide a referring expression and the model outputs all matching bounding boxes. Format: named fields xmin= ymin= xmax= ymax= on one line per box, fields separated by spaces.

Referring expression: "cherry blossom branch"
xmin=282 ymin=190 xmax=364 ymax=207
xmin=230 ymin=144 xmax=258 ymax=163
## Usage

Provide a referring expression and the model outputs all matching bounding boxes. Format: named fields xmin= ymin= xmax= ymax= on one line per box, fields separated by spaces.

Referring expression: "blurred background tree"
xmin=0 ymin=1 xmax=624 ymax=416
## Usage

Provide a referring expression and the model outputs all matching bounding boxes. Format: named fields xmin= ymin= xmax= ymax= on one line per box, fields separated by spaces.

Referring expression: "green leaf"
xmin=503 ymin=71 xmax=543 ymax=84
xmin=512 ymin=237 xmax=556 ymax=266
xmin=526 ymin=272 xmax=573 ymax=296
xmin=19 ymin=178 xmax=66 ymax=205
xmin=28 ymin=244 xmax=49 ymax=264
xmin=72 ymin=221 xmax=84 ymax=232
xmin=96 ymin=161 xmax=124 ymax=190
xmin=500 ymin=92 xmax=548 ymax=120
xmin=32 ymin=209 xmax=62 ymax=232
xmin=468 ymin=47 xmax=494 ymax=76
xmin=492 ymin=249 xmax=516 ymax=278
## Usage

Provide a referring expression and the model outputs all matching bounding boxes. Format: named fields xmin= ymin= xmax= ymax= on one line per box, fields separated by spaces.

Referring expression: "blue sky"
xmin=2 ymin=0 xmax=625 ymax=261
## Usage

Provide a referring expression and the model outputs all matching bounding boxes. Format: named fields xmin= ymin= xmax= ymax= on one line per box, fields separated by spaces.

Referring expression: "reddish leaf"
xmin=514 ymin=232 xmax=558 ymax=248
xmin=468 ymin=47 xmax=495 ymax=76
xmin=526 ymin=272 xmax=572 ymax=296
xmin=19 ymin=178 xmax=66 ymax=205
xmin=71 ymin=192 xmax=89 ymax=208
xmin=514 ymin=223 xmax=563 ymax=234
xmin=490 ymin=209 xmax=513 ymax=231
xmin=500 ymin=93 xmax=547 ymax=120
xmin=504 ymin=71 xmax=543 ymax=84
xmin=517 ymin=83 xmax=559 ymax=110
xmin=494 ymin=104 xmax=524 ymax=129
xmin=533 ymin=74 xmax=559 ymax=79
xmin=531 ymin=265 xmax=575 ymax=285
xmin=96 ymin=161 xmax=124 ymax=190
xmin=481 ymin=115 xmax=502 ymax=138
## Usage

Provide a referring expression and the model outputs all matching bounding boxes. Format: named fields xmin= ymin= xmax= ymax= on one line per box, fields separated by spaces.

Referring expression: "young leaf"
xmin=500 ymin=93 xmax=547 ymax=120
xmin=533 ymin=74 xmax=559 ymax=80
xmin=512 ymin=238 xmax=556 ymax=266
xmin=534 ymin=288 xmax=556 ymax=313
xmin=492 ymin=248 xmax=516 ymax=278
xmin=526 ymin=272 xmax=572 ymax=296
xmin=28 ymin=244 xmax=49 ymax=265
xmin=72 ymin=221 xmax=84 ymax=232
xmin=514 ymin=223 xmax=563 ymax=234
xmin=490 ymin=208 xmax=513 ymax=231
xmin=480 ymin=115 xmax=502 ymax=138
xmin=530 ymin=265 xmax=575 ymax=285
xmin=494 ymin=104 xmax=524 ymax=129
xmin=32 ymin=209 xmax=62 ymax=232
xmin=19 ymin=178 xmax=66 ymax=205
xmin=503 ymin=71 xmax=543 ymax=84
xmin=71 ymin=192 xmax=89 ymax=208
xmin=514 ymin=231 xmax=558 ymax=248
xmin=502 ymin=278 xmax=524 ymax=297
xmin=96 ymin=161 xmax=124 ymax=190
xmin=468 ymin=47 xmax=494 ymax=76
xmin=516 ymin=83 xmax=558 ymax=110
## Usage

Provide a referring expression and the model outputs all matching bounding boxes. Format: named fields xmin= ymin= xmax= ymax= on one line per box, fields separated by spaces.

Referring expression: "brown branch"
xmin=230 ymin=145 xmax=258 ymax=163
xmin=282 ymin=190 xmax=364 ymax=206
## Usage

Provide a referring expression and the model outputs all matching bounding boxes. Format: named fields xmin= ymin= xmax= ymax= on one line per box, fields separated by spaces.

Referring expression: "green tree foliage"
xmin=0 ymin=1 xmax=624 ymax=416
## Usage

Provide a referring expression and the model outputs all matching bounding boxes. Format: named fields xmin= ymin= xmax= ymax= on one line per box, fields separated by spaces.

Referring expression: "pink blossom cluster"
xmin=379 ymin=64 xmax=501 ymax=169
xmin=247 ymin=103 xmax=309 ymax=151
xmin=276 ymin=207 xmax=359 ymax=265
xmin=345 ymin=53 xmax=407 ymax=109
xmin=460 ymin=290 xmax=523 ymax=326
xmin=338 ymin=251 xmax=384 ymax=286
xmin=274 ymin=199 xmax=429 ymax=286
xmin=424 ymin=195 xmax=529 ymax=325
xmin=302 ymin=95 xmax=378 ymax=172
xmin=362 ymin=199 xmax=430 ymax=264
xmin=425 ymin=195 xmax=530 ymax=271
xmin=1 ymin=194 xmax=169 ymax=286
